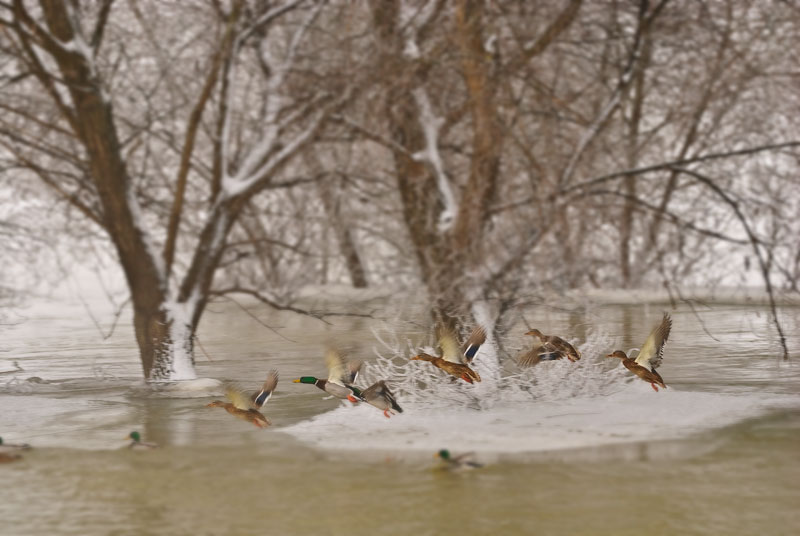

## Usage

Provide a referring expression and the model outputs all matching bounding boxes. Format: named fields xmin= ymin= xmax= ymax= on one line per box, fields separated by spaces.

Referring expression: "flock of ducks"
xmin=4 ymin=313 xmax=673 ymax=469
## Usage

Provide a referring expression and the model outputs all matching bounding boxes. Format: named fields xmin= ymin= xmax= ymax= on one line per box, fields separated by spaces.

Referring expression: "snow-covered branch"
xmin=411 ymin=87 xmax=457 ymax=231
xmin=219 ymin=1 xmax=326 ymax=199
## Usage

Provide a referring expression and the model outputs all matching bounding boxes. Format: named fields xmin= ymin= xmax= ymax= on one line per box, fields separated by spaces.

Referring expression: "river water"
xmin=1 ymin=293 xmax=799 ymax=535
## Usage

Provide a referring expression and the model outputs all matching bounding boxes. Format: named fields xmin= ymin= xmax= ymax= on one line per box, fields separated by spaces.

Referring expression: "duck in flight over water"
xmin=606 ymin=313 xmax=671 ymax=392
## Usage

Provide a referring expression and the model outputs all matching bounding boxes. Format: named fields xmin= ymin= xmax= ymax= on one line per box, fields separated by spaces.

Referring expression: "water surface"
xmin=1 ymin=298 xmax=799 ymax=535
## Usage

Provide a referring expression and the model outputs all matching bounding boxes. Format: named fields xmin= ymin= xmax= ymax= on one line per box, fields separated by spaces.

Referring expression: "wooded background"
xmin=1 ymin=0 xmax=797 ymax=377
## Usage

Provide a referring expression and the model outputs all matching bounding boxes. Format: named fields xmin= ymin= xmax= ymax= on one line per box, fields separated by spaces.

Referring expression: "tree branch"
xmin=674 ymin=166 xmax=789 ymax=360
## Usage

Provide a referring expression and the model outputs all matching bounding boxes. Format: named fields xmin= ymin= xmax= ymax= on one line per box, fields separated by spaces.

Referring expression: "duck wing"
xmin=517 ymin=345 xmax=563 ymax=367
xmin=436 ymin=325 xmax=465 ymax=364
xmin=635 ymin=313 xmax=671 ymax=372
xmin=224 ymin=382 xmax=258 ymax=410
xmin=344 ymin=360 xmax=363 ymax=386
xmin=460 ymin=325 xmax=487 ymax=365
xmin=362 ymin=380 xmax=403 ymax=413
xmin=251 ymin=370 xmax=279 ymax=408
xmin=548 ymin=336 xmax=581 ymax=360
xmin=452 ymin=452 xmax=482 ymax=468
xmin=325 ymin=348 xmax=350 ymax=386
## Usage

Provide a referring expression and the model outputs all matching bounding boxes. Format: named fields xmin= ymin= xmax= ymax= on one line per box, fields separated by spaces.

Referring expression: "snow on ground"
xmin=281 ymin=380 xmax=800 ymax=457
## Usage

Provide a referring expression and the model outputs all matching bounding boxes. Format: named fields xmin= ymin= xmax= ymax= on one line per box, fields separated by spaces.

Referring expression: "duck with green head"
xmin=293 ymin=349 xmax=363 ymax=403
xmin=435 ymin=449 xmax=483 ymax=471
xmin=0 ymin=436 xmax=31 ymax=453
xmin=126 ymin=431 xmax=158 ymax=450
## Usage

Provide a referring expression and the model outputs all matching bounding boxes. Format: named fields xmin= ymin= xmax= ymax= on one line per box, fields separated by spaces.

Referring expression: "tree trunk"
xmin=133 ymin=305 xmax=195 ymax=381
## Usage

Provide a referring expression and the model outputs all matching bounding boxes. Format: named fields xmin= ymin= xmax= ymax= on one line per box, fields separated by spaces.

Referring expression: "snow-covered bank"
xmin=576 ymin=286 xmax=800 ymax=306
xmin=295 ymin=283 xmax=800 ymax=308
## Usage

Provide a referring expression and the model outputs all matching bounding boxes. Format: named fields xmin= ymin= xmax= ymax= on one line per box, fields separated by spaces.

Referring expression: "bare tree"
xmin=0 ymin=0 xmax=359 ymax=379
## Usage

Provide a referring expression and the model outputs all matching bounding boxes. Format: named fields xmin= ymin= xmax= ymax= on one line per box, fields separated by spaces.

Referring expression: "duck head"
xmin=293 ymin=376 xmax=319 ymax=384
xmin=525 ymin=329 xmax=543 ymax=339
xmin=605 ymin=350 xmax=628 ymax=359
xmin=411 ymin=353 xmax=435 ymax=362
xmin=128 ymin=431 xmax=142 ymax=442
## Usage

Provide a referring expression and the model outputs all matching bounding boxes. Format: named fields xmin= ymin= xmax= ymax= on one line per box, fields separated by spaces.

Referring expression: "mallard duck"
xmin=435 ymin=449 xmax=483 ymax=470
xmin=126 ymin=431 xmax=158 ymax=449
xmin=524 ymin=329 xmax=581 ymax=362
xmin=516 ymin=345 xmax=566 ymax=367
xmin=293 ymin=349 xmax=363 ymax=403
xmin=411 ymin=324 xmax=486 ymax=383
xmin=0 ymin=436 xmax=31 ymax=453
xmin=606 ymin=312 xmax=671 ymax=392
xmin=352 ymin=380 xmax=403 ymax=418
xmin=206 ymin=370 xmax=279 ymax=428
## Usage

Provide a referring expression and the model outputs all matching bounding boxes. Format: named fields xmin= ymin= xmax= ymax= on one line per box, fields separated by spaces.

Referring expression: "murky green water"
xmin=1 ymin=298 xmax=799 ymax=535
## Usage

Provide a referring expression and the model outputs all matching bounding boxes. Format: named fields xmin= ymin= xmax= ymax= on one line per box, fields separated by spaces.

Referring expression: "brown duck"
xmin=524 ymin=329 xmax=581 ymax=362
xmin=206 ymin=370 xmax=279 ymax=428
xmin=411 ymin=324 xmax=486 ymax=383
xmin=606 ymin=313 xmax=671 ymax=392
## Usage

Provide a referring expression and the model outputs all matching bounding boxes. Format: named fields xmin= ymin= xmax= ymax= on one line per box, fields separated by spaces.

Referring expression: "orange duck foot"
xmin=347 ymin=394 xmax=358 ymax=403
xmin=383 ymin=410 xmax=391 ymax=418
xmin=651 ymin=383 xmax=659 ymax=392
xmin=461 ymin=375 xmax=473 ymax=384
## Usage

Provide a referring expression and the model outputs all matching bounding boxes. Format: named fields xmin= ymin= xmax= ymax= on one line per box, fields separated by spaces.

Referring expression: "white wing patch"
xmin=634 ymin=313 xmax=671 ymax=371
xmin=437 ymin=327 xmax=464 ymax=364
xmin=325 ymin=348 xmax=348 ymax=386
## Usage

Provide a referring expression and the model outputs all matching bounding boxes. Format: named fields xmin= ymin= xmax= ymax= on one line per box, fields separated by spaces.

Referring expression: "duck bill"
xmin=292 ymin=379 xmax=301 ymax=383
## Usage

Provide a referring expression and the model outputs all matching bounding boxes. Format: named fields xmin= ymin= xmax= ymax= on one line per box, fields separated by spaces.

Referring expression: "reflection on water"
xmin=1 ymin=300 xmax=799 ymax=535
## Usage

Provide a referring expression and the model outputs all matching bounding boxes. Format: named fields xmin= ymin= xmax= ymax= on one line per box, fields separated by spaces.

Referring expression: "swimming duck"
xmin=352 ymin=380 xmax=403 ymax=418
xmin=293 ymin=349 xmax=363 ymax=403
xmin=606 ymin=312 xmax=671 ymax=392
xmin=516 ymin=345 xmax=567 ymax=367
xmin=0 ymin=437 xmax=31 ymax=453
xmin=435 ymin=449 xmax=483 ymax=471
xmin=525 ymin=329 xmax=581 ymax=362
xmin=411 ymin=324 xmax=486 ymax=383
xmin=206 ymin=370 xmax=279 ymax=428
xmin=126 ymin=431 xmax=158 ymax=449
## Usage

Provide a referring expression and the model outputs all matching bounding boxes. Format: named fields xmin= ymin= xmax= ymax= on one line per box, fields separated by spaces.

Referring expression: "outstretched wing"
xmin=461 ymin=326 xmax=487 ymax=365
xmin=224 ymin=382 xmax=258 ymax=410
xmin=635 ymin=313 xmax=671 ymax=371
xmin=517 ymin=345 xmax=563 ymax=367
xmin=436 ymin=325 xmax=464 ymax=364
xmin=325 ymin=348 xmax=349 ymax=385
xmin=252 ymin=370 xmax=279 ymax=408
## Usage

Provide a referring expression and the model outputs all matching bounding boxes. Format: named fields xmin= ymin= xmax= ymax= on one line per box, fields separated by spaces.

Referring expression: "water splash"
xmin=282 ymin=318 xmax=800 ymax=456
xmin=357 ymin=318 xmax=626 ymax=411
